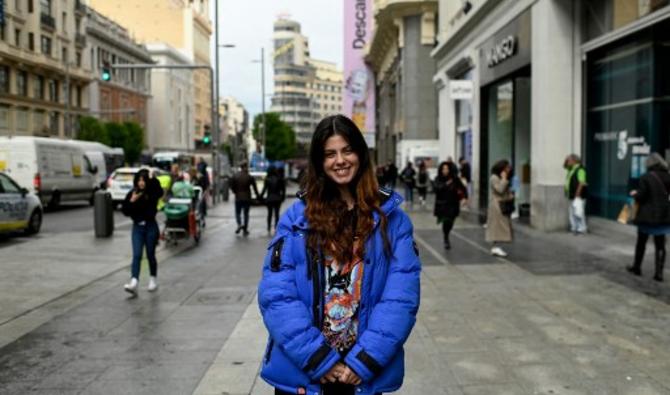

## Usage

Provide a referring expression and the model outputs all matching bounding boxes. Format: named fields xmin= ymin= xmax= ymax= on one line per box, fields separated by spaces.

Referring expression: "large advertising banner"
xmin=344 ymin=0 xmax=375 ymax=148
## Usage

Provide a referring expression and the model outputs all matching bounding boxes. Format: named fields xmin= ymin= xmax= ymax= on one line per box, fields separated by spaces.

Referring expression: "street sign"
xmin=449 ymin=80 xmax=473 ymax=100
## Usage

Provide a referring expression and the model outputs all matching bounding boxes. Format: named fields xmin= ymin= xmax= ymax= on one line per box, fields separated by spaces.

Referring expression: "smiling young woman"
xmin=257 ymin=114 xmax=421 ymax=395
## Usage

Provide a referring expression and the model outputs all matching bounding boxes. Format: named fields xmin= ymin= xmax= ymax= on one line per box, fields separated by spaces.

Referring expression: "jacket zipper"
xmin=264 ymin=338 xmax=274 ymax=363
xmin=271 ymin=238 xmax=284 ymax=272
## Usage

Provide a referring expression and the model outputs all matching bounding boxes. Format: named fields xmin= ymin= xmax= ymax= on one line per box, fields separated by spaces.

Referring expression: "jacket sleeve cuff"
xmin=344 ymin=345 xmax=381 ymax=383
xmin=303 ymin=343 xmax=341 ymax=381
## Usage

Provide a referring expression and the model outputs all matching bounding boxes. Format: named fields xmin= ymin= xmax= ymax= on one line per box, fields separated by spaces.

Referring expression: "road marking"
xmin=414 ymin=233 xmax=450 ymax=265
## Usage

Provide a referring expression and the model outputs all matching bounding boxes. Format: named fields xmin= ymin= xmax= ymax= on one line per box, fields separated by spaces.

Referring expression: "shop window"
xmin=0 ymin=105 xmax=10 ymax=129
xmin=33 ymin=111 xmax=45 ymax=132
xmin=48 ymin=111 xmax=58 ymax=135
xmin=16 ymin=107 xmax=29 ymax=131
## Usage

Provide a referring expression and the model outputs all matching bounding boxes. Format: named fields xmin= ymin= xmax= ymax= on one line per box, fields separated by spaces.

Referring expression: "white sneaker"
xmin=491 ymin=247 xmax=508 ymax=257
xmin=124 ymin=277 xmax=138 ymax=295
xmin=147 ymin=276 xmax=158 ymax=292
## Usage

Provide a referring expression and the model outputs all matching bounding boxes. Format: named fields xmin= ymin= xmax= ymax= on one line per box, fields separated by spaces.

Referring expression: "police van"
xmin=0 ymin=172 xmax=42 ymax=235
xmin=0 ymin=137 xmax=99 ymax=208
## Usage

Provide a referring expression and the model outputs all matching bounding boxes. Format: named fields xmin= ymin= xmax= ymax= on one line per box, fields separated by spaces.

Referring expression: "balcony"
xmin=75 ymin=34 xmax=86 ymax=47
xmin=40 ymin=14 xmax=56 ymax=30
xmin=75 ymin=0 xmax=86 ymax=15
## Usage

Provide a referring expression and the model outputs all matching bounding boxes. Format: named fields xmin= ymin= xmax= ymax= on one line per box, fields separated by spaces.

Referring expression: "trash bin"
xmin=94 ymin=190 xmax=114 ymax=238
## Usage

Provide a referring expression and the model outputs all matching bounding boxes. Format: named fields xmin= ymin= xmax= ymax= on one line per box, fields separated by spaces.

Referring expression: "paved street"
xmin=1 ymin=195 xmax=670 ymax=395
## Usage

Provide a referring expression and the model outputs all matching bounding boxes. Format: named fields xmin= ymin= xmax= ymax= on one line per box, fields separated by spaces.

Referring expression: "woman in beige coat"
xmin=486 ymin=159 xmax=514 ymax=257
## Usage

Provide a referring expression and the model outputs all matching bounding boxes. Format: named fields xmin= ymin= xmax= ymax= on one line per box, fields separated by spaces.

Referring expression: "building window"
xmin=28 ymin=0 xmax=33 ymax=13
xmin=0 ymin=105 xmax=10 ymax=129
xmin=40 ymin=0 xmax=51 ymax=16
xmin=28 ymin=32 xmax=34 ymax=51
xmin=62 ymin=12 xmax=67 ymax=33
xmin=41 ymin=35 xmax=51 ymax=56
xmin=33 ymin=110 xmax=45 ymax=132
xmin=16 ymin=107 xmax=29 ymax=131
xmin=16 ymin=71 xmax=27 ymax=96
xmin=33 ymin=75 xmax=44 ymax=99
xmin=48 ymin=79 xmax=58 ymax=102
xmin=14 ymin=29 xmax=20 ymax=47
xmin=0 ymin=25 xmax=5 ymax=41
xmin=15 ymin=0 xmax=21 ymax=12
xmin=75 ymin=17 xmax=81 ymax=34
xmin=76 ymin=86 xmax=81 ymax=107
xmin=0 ymin=66 xmax=9 ymax=94
xmin=62 ymin=47 xmax=68 ymax=64
xmin=76 ymin=52 xmax=81 ymax=67
xmin=48 ymin=111 xmax=58 ymax=134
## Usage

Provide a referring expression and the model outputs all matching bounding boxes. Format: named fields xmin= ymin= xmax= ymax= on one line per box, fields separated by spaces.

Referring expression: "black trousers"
xmin=267 ymin=201 xmax=282 ymax=230
xmin=275 ymin=385 xmax=381 ymax=395
xmin=442 ymin=216 xmax=456 ymax=243
xmin=634 ymin=230 xmax=666 ymax=267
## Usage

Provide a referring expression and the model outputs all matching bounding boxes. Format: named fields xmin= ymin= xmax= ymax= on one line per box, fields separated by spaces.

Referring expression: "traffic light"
xmin=101 ymin=62 xmax=111 ymax=82
xmin=202 ymin=131 xmax=211 ymax=146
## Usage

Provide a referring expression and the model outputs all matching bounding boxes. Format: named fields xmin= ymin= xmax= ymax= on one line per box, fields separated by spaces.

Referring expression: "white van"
xmin=69 ymin=140 xmax=125 ymax=188
xmin=0 ymin=137 xmax=99 ymax=208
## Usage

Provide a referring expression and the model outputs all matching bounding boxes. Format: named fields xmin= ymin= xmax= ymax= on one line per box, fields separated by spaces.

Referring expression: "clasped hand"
xmin=320 ymin=362 xmax=362 ymax=385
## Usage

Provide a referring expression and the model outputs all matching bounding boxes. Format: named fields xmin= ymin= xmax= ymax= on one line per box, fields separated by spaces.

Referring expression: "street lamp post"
xmin=252 ymin=48 xmax=266 ymax=157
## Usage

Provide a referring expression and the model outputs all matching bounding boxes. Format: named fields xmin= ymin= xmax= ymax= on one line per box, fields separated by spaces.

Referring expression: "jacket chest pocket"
xmin=269 ymin=238 xmax=285 ymax=272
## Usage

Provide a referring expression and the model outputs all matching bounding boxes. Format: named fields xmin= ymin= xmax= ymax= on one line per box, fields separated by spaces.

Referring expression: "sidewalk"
xmin=194 ymin=202 xmax=670 ymax=395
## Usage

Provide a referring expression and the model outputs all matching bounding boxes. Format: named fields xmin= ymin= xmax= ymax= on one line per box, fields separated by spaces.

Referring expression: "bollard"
xmin=94 ymin=190 xmax=114 ymax=237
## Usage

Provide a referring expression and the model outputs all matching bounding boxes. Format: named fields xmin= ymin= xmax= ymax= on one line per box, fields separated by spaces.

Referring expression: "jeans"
xmin=267 ymin=201 xmax=281 ymax=230
xmin=131 ymin=221 xmax=159 ymax=279
xmin=235 ymin=201 xmax=251 ymax=229
xmin=569 ymin=198 xmax=587 ymax=233
xmin=404 ymin=184 xmax=414 ymax=204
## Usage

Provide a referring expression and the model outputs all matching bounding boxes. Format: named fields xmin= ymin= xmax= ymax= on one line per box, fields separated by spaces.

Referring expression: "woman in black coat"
xmin=627 ymin=153 xmax=670 ymax=281
xmin=433 ymin=161 xmax=467 ymax=250
xmin=260 ymin=166 xmax=286 ymax=233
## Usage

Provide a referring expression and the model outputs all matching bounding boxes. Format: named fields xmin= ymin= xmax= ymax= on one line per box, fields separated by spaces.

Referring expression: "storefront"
xmin=478 ymin=9 xmax=532 ymax=215
xmin=583 ymin=1 xmax=670 ymax=219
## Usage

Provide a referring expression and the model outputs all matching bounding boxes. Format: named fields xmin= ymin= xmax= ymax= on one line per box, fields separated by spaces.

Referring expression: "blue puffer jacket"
xmin=258 ymin=189 xmax=421 ymax=395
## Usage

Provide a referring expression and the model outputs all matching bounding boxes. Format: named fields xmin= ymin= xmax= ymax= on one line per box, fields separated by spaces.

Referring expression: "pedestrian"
xmin=434 ymin=161 xmax=467 ymax=250
xmin=385 ymin=160 xmax=398 ymax=189
xmin=122 ymin=169 xmax=164 ymax=295
xmin=416 ymin=161 xmax=429 ymax=207
xmin=230 ymin=161 xmax=259 ymax=236
xmin=486 ymin=159 xmax=514 ymax=257
xmin=459 ymin=157 xmax=471 ymax=186
xmin=400 ymin=162 xmax=416 ymax=205
xmin=189 ymin=167 xmax=209 ymax=221
xmin=258 ymin=114 xmax=421 ymax=395
xmin=260 ymin=165 xmax=286 ymax=234
xmin=627 ymin=153 xmax=670 ymax=282
xmin=198 ymin=163 xmax=210 ymax=217
xmin=564 ymin=154 xmax=588 ymax=234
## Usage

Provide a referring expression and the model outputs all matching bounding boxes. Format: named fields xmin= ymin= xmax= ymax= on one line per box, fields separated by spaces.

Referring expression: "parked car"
xmin=69 ymin=140 xmax=125 ymax=189
xmin=0 ymin=137 xmax=99 ymax=209
xmin=107 ymin=167 xmax=166 ymax=208
xmin=0 ymin=172 xmax=43 ymax=235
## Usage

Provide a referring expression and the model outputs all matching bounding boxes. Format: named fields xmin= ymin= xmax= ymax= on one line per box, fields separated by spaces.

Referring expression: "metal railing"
xmin=40 ymin=14 xmax=56 ymax=29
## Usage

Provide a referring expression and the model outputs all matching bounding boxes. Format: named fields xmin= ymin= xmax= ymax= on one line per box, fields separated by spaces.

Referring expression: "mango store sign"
xmin=449 ymin=80 xmax=473 ymax=100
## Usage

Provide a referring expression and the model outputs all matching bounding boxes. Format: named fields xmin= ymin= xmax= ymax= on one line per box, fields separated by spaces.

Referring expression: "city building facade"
xmin=432 ymin=0 xmax=670 ymax=230
xmin=85 ymin=8 xmax=152 ymax=131
xmin=366 ymin=0 xmax=439 ymax=166
xmin=146 ymin=43 xmax=194 ymax=151
xmin=270 ymin=17 xmax=343 ymax=143
xmin=86 ymin=0 xmax=212 ymax=141
xmin=219 ymin=96 xmax=248 ymax=163
xmin=0 ymin=0 xmax=91 ymax=138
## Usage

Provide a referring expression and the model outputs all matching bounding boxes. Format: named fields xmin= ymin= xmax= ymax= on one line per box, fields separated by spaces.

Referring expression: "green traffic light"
xmin=203 ymin=135 xmax=211 ymax=145
xmin=102 ymin=69 xmax=111 ymax=81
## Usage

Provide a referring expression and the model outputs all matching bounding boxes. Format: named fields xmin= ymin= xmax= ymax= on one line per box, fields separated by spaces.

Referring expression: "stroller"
xmin=163 ymin=181 xmax=204 ymax=245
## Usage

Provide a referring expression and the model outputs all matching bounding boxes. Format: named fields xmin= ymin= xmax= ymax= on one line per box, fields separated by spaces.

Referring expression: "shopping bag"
xmin=617 ymin=201 xmax=638 ymax=224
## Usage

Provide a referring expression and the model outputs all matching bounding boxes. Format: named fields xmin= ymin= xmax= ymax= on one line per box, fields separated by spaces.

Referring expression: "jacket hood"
xmin=276 ymin=188 xmax=403 ymax=234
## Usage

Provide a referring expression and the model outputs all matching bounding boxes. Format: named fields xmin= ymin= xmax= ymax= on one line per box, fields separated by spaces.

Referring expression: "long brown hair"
xmin=304 ymin=115 xmax=389 ymax=268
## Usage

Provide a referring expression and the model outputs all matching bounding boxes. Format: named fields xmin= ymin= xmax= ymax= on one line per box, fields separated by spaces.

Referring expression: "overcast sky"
xmin=211 ymin=0 xmax=343 ymax=120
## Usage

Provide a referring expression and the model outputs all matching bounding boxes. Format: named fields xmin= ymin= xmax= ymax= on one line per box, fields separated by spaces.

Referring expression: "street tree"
xmin=252 ymin=112 xmax=296 ymax=161
xmin=76 ymin=116 xmax=110 ymax=146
